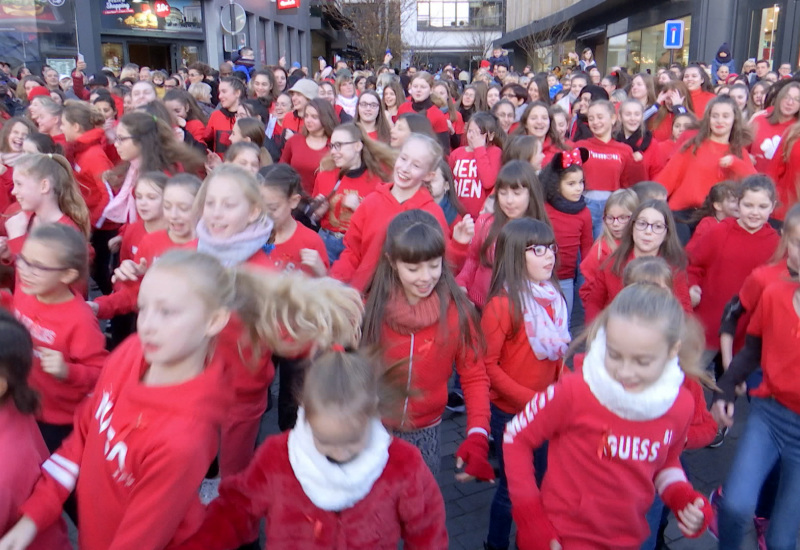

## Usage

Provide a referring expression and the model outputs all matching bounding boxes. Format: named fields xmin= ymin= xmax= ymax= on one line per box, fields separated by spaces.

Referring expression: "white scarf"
xmin=521 ymin=281 xmax=571 ymax=361
xmin=336 ymin=94 xmax=359 ymax=118
xmin=195 ymin=218 xmax=273 ymax=267
xmin=582 ymin=328 xmax=684 ymax=421
xmin=288 ymin=408 xmax=391 ymax=512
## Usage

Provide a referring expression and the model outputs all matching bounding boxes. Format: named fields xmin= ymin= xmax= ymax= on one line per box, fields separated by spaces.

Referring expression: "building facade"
xmin=499 ymin=0 xmax=800 ymax=75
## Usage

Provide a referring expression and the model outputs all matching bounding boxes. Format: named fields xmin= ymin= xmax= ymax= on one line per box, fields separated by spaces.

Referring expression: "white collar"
xmin=288 ymin=408 xmax=391 ymax=511
xmin=582 ymin=328 xmax=684 ymax=421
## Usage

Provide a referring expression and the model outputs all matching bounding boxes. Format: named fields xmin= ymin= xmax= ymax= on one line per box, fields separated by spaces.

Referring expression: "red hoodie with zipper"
xmin=203 ymin=109 xmax=236 ymax=154
xmin=68 ymin=128 xmax=114 ymax=227
xmin=20 ymin=334 xmax=232 ymax=550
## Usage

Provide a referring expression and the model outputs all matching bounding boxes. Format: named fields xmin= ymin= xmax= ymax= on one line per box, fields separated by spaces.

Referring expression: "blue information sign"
xmin=664 ymin=20 xmax=685 ymax=49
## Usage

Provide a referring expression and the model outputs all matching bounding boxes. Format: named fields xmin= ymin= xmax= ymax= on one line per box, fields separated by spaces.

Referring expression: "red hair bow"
xmin=561 ymin=148 xmax=583 ymax=169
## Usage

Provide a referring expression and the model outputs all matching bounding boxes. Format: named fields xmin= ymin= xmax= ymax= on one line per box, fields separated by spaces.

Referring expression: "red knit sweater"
xmin=573 ymin=137 xmax=648 ymax=192
xmin=449 ymin=145 xmax=502 ymax=219
xmin=545 ymin=203 xmax=593 ymax=280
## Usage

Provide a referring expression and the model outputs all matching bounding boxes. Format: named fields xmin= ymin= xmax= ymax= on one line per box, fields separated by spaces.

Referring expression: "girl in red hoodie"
xmin=0 ymin=310 xmax=71 ymax=550
xmin=683 ymin=64 xmax=716 ymax=117
xmin=397 ymin=71 xmax=451 ymax=155
xmin=688 ymin=175 xmax=779 ymax=373
xmin=203 ymin=77 xmax=243 ymax=155
xmin=483 ymin=218 xmax=570 ymax=550
xmin=456 ymin=161 xmax=551 ymax=309
xmin=361 ymin=209 xmax=493 ymax=481
xmin=657 ymin=95 xmax=756 ymax=215
xmin=449 ymin=111 xmax=503 ymax=219
xmin=579 ymin=188 xmax=638 ymax=286
xmin=685 ymin=180 xmax=739 ymax=250
xmin=748 ymin=82 xmax=800 ymax=174
xmin=172 ymin=347 xmax=448 ymax=550
xmin=541 ymin=148 xmax=593 ymax=315
xmin=615 ymin=99 xmax=665 ymax=179
xmin=0 ymin=249 xmax=363 ymax=550
xmin=504 ymin=284 xmax=712 ymax=550
xmin=580 ymin=199 xmax=692 ymax=323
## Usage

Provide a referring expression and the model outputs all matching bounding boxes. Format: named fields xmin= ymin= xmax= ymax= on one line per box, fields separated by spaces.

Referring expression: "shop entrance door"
xmin=128 ymin=43 xmax=171 ymax=72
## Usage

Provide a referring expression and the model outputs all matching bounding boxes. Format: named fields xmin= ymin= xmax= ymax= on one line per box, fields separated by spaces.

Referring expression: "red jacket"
xmin=10 ymin=291 xmax=107 ymax=425
xmin=573 ymin=137 xmax=648 ymax=192
xmin=580 ymin=254 xmax=693 ymax=324
xmin=312 ymin=167 xmax=384 ymax=234
xmin=482 ymin=295 xmax=562 ymax=414
xmin=184 ymin=119 xmax=206 ymax=143
xmin=768 ymin=128 xmax=800 ymax=220
xmin=545 ymin=203 xmax=593 ymax=280
xmin=330 ymin=183 xmax=465 ymax=292
xmin=504 ymin=372 xmax=697 ymax=550
xmin=380 ymin=298 xmax=490 ymax=434
xmin=172 ymin=432 xmax=448 ymax=550
xmin=21 ymin=335 xmax=231 ymax=550
xmin=455 ymin=213 xmax=494 ymax=308
xmin=279 ymin=134 xmax=330 ymax=196
xmin=449 ymin=145 xmax=502 ymax=219
xmin=748 ymin=112 xmax=794 ymax=174
xmin=0 ymin=402 xmax=71 ymax=550
xmin=69 ymin=128 xmax=114 ymax=226
xmin=203 ymin=109 xmax=236 ymax=154
xmin=657 ymin=140 xmax=756 ymax=211
xmin=687 ymin=218 xmax=779 ymax=349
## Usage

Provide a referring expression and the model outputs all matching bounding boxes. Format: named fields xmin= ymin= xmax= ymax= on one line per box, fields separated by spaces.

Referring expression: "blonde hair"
xmin=196 ymin=164 xmax=264 ymax=216
xmin=188 ymin=82 xmax=212 ymax=104
xmin=622 ymin=256 xmax=674 ymax=289
xmin=152 ymin=250 xmax=363 ymax=357
xmin=411 ymin=71 xmax=435 ymax=89
xmin=15 ymin=154 xmax=90 ymax=239
xmin=600 ymin=188 xmax=639 ymax=253
xmin=401 ymin=133 xmax=443 ymax=173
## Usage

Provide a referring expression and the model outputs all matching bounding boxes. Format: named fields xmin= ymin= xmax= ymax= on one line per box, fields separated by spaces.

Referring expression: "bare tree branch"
xmin=516 ymin=19 xmax=573 ymax=72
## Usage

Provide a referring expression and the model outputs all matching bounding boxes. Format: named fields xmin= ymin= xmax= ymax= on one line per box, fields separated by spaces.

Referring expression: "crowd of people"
xmin=0 ymin=40 xmax=797 ymax=550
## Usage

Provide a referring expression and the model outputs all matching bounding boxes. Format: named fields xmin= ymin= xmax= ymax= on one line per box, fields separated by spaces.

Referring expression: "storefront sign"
xmin=277 ymin=0 xmax=298 ymax=10
xmin=100 ymin=0 xmax=202 ymax=32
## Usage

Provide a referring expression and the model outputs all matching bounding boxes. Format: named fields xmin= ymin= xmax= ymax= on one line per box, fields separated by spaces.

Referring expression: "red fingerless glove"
xmin=455 ymin=432 xmax=495 ymax=481
xmin=512 ymin=496 xmax=559 ymax=550
xmin=661 ymin=481 xmax=713 ymax=538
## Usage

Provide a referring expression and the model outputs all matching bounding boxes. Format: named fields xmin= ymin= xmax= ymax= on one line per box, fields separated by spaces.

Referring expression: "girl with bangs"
xmin=362 ymin=209 xmax=494 ymax=481
xmin=456 ymin=161 xmax=551 ymax=309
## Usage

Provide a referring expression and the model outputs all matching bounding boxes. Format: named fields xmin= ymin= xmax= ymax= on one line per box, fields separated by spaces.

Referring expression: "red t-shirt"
xmin=279 ymin=134 xmax=330 ymax=196
xmin=573 ymin=137 xmax=648 ymax=192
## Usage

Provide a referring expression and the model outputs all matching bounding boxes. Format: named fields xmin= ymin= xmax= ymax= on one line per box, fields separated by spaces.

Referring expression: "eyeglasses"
xmin=15 ymin=255 xmax=68 ymax=275
xmin=604 ymin=214 xmax=631 ymax=225
xmin=526 ymin=243 xmax=558 ymax=256
xmin=330 ymin=140 xmax=358 ymax=151
xmin=633 ymin=219 xmax=667 ymax=234
xmin=359 ymin=102 xmax=380 ymax=109
xmin=115 ymin=135 xmax=134 ymax=144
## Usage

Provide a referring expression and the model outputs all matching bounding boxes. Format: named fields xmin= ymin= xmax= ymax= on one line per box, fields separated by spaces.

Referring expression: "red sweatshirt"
xmin=657 ymin=140 xmax=756 ymax=211
xmin=21 ymin=335 xmax=232 ymax=550
xmin=503 ymin=373 xmax=697 ymax=550
xmin=573 ymin=137 xmax=648 ymax=192
xmin=0 ymin=402 xmax=71 ymax=550
xmin=11 ymin=291 xmax=107 ymax=426
xmin=689 ymin=89 xmax=716 ymax=117
xmin=768 ymin=130 xmax=800 ymax=220
xmin=264 ymin=222 xmax=329 ymax=275
xmin=455 ymin=213 xmax=494 ymax=308
xmin=541 ymin=137 xmax=570 ymax=167
xmin=279 ymin=134 xmax=330 ymax=196
xmin=281 ymin=110 xmax=303 ymax=134
xmin=397 ymin=100 xmax=449 ymax=134
xmin=545 ymin=203 xmax=593 ymax=280
xmin=172 ymin=432 xmax=447 ymax=550
xmin=330 ymin=183 xmax=464 ymax=292
xmin=449 ymin=145 xmax=502 ymax=219
xmin=482 ymin=295 xmax=562 ymax=414
xmin=312 ymin=167 xmax=383 ymax=234
xmin=746 ymin=279 xmax=800 ymax=414
xmin=184 ymin=119 xmax=206 ymax=144
xmin=117 ymin=219 xmax=150 ymax=264
xmin=748 ymin=113 xmax=795 ymax=174
xmin=580 ymin=254 xmax=693 ymax=323
xmin=687 ymin=218 xmax=778 ymax=349
xmin=579 ymin=238 xmax=615 ymax=288
xmin=203 ymin=109 xmax=236 ymax=154
xmin=69 ymin=128 xmax=114 ymax=227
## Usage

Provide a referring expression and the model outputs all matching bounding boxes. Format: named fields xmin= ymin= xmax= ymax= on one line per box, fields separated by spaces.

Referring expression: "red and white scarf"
xmin=521 ymin=280 xmax=570 ymax=361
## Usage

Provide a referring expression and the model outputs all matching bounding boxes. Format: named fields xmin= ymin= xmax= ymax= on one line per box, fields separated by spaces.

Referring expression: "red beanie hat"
xmin=480 ymin=60 xmax=490 ymax=69
xmin=27 ymin=86 xmax=51 ymax=100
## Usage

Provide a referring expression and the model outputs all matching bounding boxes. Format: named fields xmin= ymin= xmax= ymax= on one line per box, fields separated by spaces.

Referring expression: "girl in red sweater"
xmin=656 ymin=111 xmax=697 ymax=161
xmin=685 ymin=180 xmax=739 ymax=251
xmin=432 ymin=80 xmax=464 ymax=150
xmin=456 ymin=160 xmax=551 ymax=309
xmin=657 ymin=95 xmax=756 ymax=214
xmin=430 ymin=159 xmax=467 ymax=227
xmin=615 ymin=99 xmax=665 ymax=179
xmin=0 ymin=249 xmax=362 ymax=550
xmin=397 ymin=71 xmax=451 ymax=155
xmin=203 ymin=77 xmax=243 ymax=155
xmin=579 ymin=188 xmax=638 ymax=286
xmin=221 ymin=142 xmax=262 ymax=176
xmin=505 ymin=284 xmax=712 ymax=550
xmin=581 ymin=200 xmax=692 ymax=323
xmin=171 ymin=347 xmax=448 ymax=550
xmin=747 ymin=82 xmax=800 ymax=174
xmin=513 ymin=101 xmax=570 ymax=166
xmin=768 ymin=119 xmax=800 ymax=220
xmin=649 ymin=80 xmax=693 ymax=143
xmin=483 ymin=218 xmax=570 ymax=550
xmin=683 ymin=64 xmax=716 ymax=117
xmin=574 ymin=100 xmax=648 ymax=238
xmin=279 ymin=98 xmax=334 ymax=196
xmin=449 ymin=111 xmax=503 ymax=218
xmin=163 ymin=89 xmax=208 ymax=144
xmin=361 ymin=209 xmax=493 ymax=481
xmin=541 ymin=148 xmax=593 ymax=316
xmin=0 ymin=310 xmax=71 ymax=550
xmin=354 ymin=90 xmax=391 ymax=143
xmin=312 ymin=122 xmax=393 ymax=263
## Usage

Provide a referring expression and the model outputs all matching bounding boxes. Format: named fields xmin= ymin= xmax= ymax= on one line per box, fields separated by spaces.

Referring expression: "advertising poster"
xmin=101 ymin=0 xmax=202 ymax=33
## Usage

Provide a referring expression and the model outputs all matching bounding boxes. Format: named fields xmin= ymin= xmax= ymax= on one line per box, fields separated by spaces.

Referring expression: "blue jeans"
xmin=719 ymin=397 xmax=800 ymax=550
xmin=559 ymin=278 xmax=574 ymax=324
xmin=640 ymin=495 xmax=666 ymax=550
xmin=487 ymin=404 xmax=548 ymax=549
xmin=319 ymin=228 xmax=345 ymax=264
xmin=585 ymin=196 xmax=608 ymax=241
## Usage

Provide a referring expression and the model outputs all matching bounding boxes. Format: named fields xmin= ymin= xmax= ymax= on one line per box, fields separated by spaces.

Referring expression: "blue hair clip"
xmin=262 ymin=243 xmax=275 ymax=255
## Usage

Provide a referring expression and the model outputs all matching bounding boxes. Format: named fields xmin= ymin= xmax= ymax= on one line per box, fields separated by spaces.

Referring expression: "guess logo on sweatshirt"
xmin=95 ymin=390 xmax=135 ymax=487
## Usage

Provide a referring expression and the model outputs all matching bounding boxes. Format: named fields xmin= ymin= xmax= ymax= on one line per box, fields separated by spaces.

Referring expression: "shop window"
xmin=752 ymin=4 xmax=780 ymax=66
xmin=607 ymin=16 xmax=690 ymax=74
xmin=416 ymin=0 xmax=502 ymax=29
xmin=102 ymin=43 xmax=124 ymax=73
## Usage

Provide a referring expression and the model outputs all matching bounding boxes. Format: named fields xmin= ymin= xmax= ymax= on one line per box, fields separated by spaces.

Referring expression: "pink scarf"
xmin=99 ymin=159 xmax=139 ymax=227
xmin=521 ymin=280 xmax=571 ymax=361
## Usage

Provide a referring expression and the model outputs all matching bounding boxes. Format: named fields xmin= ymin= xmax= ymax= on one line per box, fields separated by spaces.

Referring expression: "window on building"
xmin=752 ymin=4 xmax=780 ymax=66
xmin=417 ymin=0 xmax=502 ymax=29
xmin=607 ymin=16 xmax=690 ymax=74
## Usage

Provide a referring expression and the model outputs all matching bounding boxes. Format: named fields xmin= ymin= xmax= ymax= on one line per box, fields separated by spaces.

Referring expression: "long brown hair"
xmin=319 ymin=122 xmax=395 ymax=181
xmin=62 ymin=100 xmax=105 ymax=132
xmin=301 ymin=98 xmax=338 ymax=138
xmin=163 ymin=88 xmax=209 ymax=125
xmin=0 ymin=117 xmax=36 ymax=153
xmin=354 ymin=90 xmax=391 ymax=143
xmin=609 ymin=199 xmax=686 ymax=276
xmin=767 ymin=82 xmax=800 ymax=125
xmin=0 ymin=309 xmax=39 ymax=415
xmin=682 ymin=95 xmax=752 ymax=158
xmin=480 ymin=161 xmax=550 ymax=267
xmin=362 ymin=209 xmax=481 ymax=356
